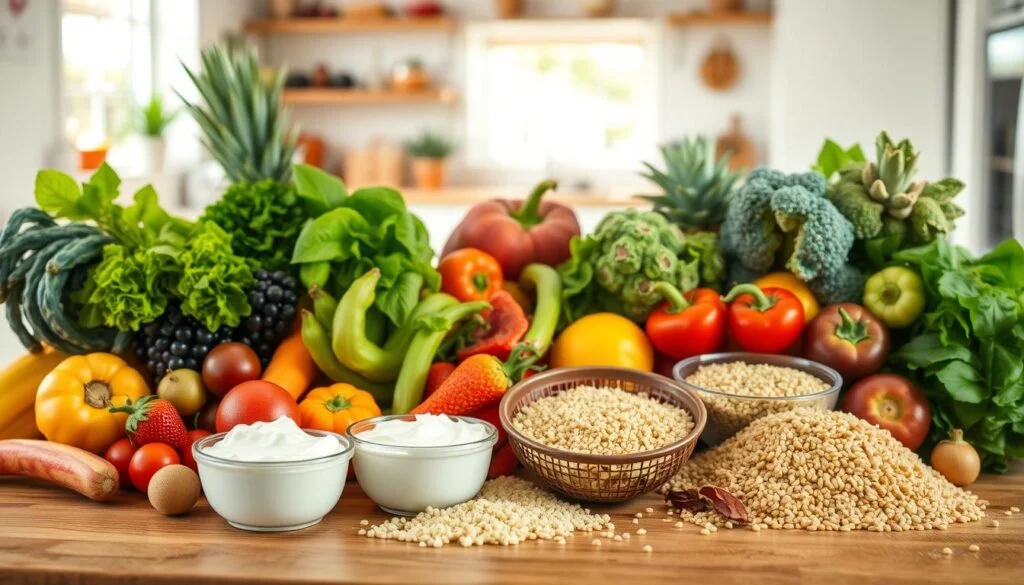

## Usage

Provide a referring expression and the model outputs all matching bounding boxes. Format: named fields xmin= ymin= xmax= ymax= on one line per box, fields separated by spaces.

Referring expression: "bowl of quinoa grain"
xmin=500 ymin=367 xmax=706 ymax=503
xmin=673 ymin=352 xmax=842 ymax=446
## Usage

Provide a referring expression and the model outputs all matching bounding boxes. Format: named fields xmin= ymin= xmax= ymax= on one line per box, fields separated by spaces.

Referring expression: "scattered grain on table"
xmin=942 ymin=547 xmax=953 ymax=556
xmin=968 ymin=544 xmax=980 ymax=552
xmin=365 ymin=476 xmax=611 ymax=548
xmin=664 ymin=410 xmax=987 ymax=532
xmin=511 ymin=385 xmax=694 ymax=455
xmin=642 ymin=545 xmax=653 ymax=553
xmin=636 ymin=528 xmax=647 ymax=535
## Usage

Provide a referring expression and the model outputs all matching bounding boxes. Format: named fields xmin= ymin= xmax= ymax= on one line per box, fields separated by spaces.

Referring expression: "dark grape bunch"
xmin=238 ymin=269 xmax=299 ymax=367
xmin=135 ymin=270 xmax=299 ymax=384
xmin=136 ymin=305 xmax=236 ymax=384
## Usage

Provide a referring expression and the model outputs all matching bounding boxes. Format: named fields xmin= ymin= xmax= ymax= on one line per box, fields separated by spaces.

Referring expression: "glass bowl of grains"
xmin=673 ymin=352 xmax=842 ymax=446
xmin=500 ymin=367 xmax=706 ymax=503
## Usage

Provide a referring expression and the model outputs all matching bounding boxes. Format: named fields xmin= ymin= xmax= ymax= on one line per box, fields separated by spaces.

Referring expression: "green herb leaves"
xmin=290 ymin=164 xmax=438 ymax=327
xmin=890 ymin=238 xmax=1024 ymax=471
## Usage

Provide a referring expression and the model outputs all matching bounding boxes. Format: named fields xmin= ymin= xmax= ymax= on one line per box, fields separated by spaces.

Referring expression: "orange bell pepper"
xmin=298 ymin=383 xmax=381 ymax=434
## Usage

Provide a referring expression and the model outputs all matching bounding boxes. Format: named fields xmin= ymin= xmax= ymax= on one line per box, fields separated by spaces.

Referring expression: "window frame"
xmin=463 ymin=19 xmax=662 ymax=179
xmin=61 ymin=0 xmax=155 ymax=145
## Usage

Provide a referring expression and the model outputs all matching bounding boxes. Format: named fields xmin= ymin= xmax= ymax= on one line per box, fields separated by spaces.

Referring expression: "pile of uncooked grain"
xmin=363 ymin=476 xmax=612 ymax=547
xmin=665 ymin=409 xmax=987 ymax=532
xmin=511 ymin=385 xmax=694 ymax=455
xmin=684 ymin=362 xmax=832 ymax=438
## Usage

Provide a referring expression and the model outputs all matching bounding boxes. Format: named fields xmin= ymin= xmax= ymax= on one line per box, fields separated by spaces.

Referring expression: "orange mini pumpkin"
xmin=297 ymin=383 xmax=381 ymax=434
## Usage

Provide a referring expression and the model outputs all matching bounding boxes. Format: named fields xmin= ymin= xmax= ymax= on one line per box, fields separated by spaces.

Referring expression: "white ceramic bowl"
xmin=348 ymin=414 xmax=498 ymax=516
xmin=193 ymin=430 xmax=353 ymax=532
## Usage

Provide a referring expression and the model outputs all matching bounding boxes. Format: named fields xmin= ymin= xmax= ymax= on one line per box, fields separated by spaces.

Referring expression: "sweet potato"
xmin=0 ymin=439 xmax=119 ymax=501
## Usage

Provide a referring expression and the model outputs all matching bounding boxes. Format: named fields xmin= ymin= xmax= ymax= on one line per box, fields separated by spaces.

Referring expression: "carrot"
xmin=0 ymin=439 xmax=119 ymax=501
xmin=487 ymin=443 xmax=518 ymax=479
xmin=262 ymin=331 xmax=319 ymax=400
xmin=423 ymin=362 xmax=458 ymax=400
xmin=410 ymin=346 xmax=537 ymax=416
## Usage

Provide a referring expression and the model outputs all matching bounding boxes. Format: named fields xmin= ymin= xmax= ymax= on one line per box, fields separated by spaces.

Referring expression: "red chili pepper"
xmin=645 ymin=286 xmax=726 ymax=360
xmin=456 ymin=291 xmax=529 ymax=361
xmin=723 ymin=284 xmax=805 ymax=354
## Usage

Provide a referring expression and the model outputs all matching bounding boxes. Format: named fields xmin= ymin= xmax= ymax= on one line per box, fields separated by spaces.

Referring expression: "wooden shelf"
xmin=281 ymin=88 xmax=457 ymax=105
xmin=667 ymin=11 xmax=773 ymax=26
xmin=244 ymin=16 xmax=456 ymax=35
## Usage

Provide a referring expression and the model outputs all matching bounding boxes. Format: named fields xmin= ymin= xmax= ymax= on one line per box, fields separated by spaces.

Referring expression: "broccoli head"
xmin=720 ymin=168 xmax=864 ymax=304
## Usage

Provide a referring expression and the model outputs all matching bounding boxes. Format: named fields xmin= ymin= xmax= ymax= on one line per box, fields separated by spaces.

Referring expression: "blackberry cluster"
xmin=238 ymin=270 xmax=299 ymax=367
xmin=135 ymin=270 xmax=300 ymax=383
xmin=136 ymin=306 xmax=236 ymax=384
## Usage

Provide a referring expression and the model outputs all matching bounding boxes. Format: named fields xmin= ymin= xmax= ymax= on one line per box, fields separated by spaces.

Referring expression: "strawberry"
xmin=411 ymin=345 xmax=541 ymax=416
xmin=110 ymin=396 xmax=188 ymax=450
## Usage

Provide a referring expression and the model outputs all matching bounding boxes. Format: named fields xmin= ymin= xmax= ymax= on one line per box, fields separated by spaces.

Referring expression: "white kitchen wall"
xmin=0 ymin=0 xmax=60 ymax=213
xmin=769 ymin=0 xmax=951 ymax=178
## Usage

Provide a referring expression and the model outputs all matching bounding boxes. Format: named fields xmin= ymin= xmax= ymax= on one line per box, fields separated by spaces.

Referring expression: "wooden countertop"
xmin=1 ymin=466 xmax=1022 ymax=585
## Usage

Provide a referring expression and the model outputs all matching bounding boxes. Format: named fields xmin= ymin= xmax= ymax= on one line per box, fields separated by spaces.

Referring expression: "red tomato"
xmin=841 ymin=374 xmax=931 ymax=450
xmin=215 ymin=380 xmax=300 ymax=433
xmin=129 ymin=443 xmax=180 ymax=493
xmin=180 ymin=429 xmax=212 ymax=473
xmin=193 ymin=398 xmax=219 ymax=433
xmin=202 ymin=343 xmax=262 ymax=397
xmin=103 ymin=438 xmax=136 ymax=490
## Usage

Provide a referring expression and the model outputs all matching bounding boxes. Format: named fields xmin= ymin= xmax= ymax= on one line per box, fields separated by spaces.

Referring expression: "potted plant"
xmin=405 ymin=131 xmax=452 ymax=189
xmin=138 ymin=94 xmax=179 ymax=174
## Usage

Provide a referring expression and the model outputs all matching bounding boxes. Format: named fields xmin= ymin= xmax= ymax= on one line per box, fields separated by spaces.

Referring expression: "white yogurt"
xmin=204 ymin=416 xmax=342 ymax=462
xmin=356 ymin=414 xmax=492 ymax=447
xmin=349 ymin=414 xmax=498 ymax=516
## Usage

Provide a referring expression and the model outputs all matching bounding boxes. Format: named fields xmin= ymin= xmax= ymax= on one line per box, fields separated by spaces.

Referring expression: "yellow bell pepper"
xmin=754 ymin=272 xmax=820 ymax=321
xmin=298 ymin=383 xmax=382 ymax=434
xmin=35 ymin=353 xmax=150 ymax=454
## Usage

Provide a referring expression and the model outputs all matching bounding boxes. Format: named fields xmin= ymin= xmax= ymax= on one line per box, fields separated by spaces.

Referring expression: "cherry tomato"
xmin=724 ymin=285 xmax=805 ymax=354
xmin=215 ymin=380 xmax=300 ymax=433
xmin=803 ymin=303 xmax=890 ymax=381
xmin=129 ymin=443 xmax=180 ymax=493
xmin=103 ymin=438 xmax=136 ymax=490
xmin=645 ymin=288 xmax=726 ymax=360
xmin=180 ymin=429 xmax=212 ymax=473
xmin=841 ymin=373 xmax=931 ymax=450
xmin=438 ymin=248 xmax=504 ymax=302
xmin=202 ymin=343 xmax=262 ymax=397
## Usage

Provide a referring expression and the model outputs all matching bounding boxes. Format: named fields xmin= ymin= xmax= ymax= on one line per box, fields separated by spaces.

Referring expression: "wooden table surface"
xmin=1 ymin=466 xmax=1022 ymax=585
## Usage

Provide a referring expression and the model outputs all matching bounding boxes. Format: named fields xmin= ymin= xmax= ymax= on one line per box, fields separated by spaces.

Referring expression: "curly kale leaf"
xmin=201 ymin=179 xmax=308 ymax=273
xmin=175 ymin=222 xmax=254 ymax=331
xmin=72 ymin=244 xmax=180 ymax=332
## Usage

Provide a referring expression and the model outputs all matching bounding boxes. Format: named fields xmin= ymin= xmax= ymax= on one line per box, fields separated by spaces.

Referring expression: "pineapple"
xmin=638 ymin=137 xmax=741 ymax=232
xmin=178 ymin=44 xmax=297 ymax=183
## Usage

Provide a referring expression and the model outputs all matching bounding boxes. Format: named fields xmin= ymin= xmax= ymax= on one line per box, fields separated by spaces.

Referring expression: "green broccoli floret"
xmin=720 ymin=168 xmax=864 ymax=304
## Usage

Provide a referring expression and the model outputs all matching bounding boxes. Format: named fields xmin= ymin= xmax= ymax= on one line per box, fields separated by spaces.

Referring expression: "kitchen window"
xmin=465 ymin=20 xmax=660 ymax=179
xmin=61 ymin=0 xmax=152 ymax=147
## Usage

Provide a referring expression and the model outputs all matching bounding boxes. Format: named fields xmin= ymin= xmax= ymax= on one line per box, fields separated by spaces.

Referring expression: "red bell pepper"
xmin=442 ymin=180 xmax=581 ymax=279
xmin=722 ymin=284 xmax=805 ymax=354
xmin=457 ymin=291 xmax=529 ymax=361
xmin=645 ymin=286 xmax=727 ymax=360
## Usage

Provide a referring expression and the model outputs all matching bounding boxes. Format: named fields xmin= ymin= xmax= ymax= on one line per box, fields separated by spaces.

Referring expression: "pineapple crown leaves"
xmin=637 ymin=136 xmax=741 ymax=230
xmin=176 ymin=44 xmax=298 ymax=184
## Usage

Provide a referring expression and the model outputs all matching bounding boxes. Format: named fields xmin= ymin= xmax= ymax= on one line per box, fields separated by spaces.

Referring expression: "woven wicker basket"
xmin=499 ymin=367 xmax=707 ymax=503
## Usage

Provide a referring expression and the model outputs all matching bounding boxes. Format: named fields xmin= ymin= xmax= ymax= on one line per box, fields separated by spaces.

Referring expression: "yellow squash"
xmin=298 ymin=383 xmax=381 ymax=434
xmin=551 ymin=313 xmax=654 ymax=371
xmin=35 ymin=353 xmax=150 ymax=454
xmin=0 ymin=347 xmax=69 ymax=436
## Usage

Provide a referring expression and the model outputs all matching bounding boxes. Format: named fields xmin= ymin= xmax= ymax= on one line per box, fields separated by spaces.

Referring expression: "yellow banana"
xmin=0 ymin=407 xmax=41 ymax=440
xmin=0 ymin=347 xmax=68 ymax=431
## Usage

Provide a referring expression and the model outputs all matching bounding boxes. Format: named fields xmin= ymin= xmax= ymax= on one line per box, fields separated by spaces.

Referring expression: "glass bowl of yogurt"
xmin=348 ymin=414 xmax=498 ymax=515
xmin=193 ymin=416 xmax=353 ymax=532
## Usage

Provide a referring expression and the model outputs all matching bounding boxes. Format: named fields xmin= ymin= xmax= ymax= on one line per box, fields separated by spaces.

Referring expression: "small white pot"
xmin=141 ymin=136 xmax=166 ymax=175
